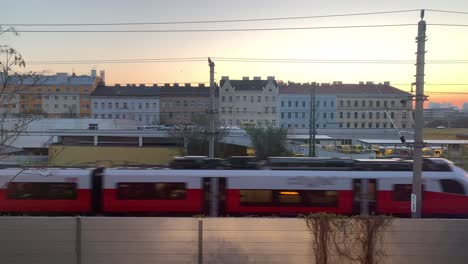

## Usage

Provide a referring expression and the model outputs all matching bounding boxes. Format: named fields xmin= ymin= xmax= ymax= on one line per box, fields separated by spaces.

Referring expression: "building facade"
xmin=91 ymin=84 xmax=160 ymax=125
xmin=4 ymin=71 xmax=102 ymax=118
xmin=219 ymin=76 xmax=279 ymax=128
xmin=159 ymin=84 xmax=214 ymax=125
xmin=279 ymin=84 xmax=338 ymax=130
xmin=280 ymin=82 xmax=413 ymax=132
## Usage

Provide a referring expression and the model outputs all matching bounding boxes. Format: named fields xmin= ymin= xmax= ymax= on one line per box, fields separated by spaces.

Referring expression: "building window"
xmin=288 ymin=101 xmax=291 ymax=107
xmin=101 ymin=114 xmax=105 ymax=119
xmin=265 ymin=107 xmax=269 ymax=114
xmin=73 ymin=96 xmax=77 ymax=100
xmin=288 ymin=112 xmax=291 ymax=119
xmin=384 ymin=101 xmax=388 ymax=107
xmin=295 ymin=101 xmax=299 ymax=107
xmin=346 ymin=123 xmax=350 ymax=128
xmin=354 ymin=112 xmax=358 ymax=118
xmin=243 ymin=108 xmax=247 ymax=114
xmin=243 ymin=96 xmax=247 ymax=101
xmin=324 ymin=101 xmax=327 ymax=107
xmin=64 ymin=95 xmax=68 ymax=100
xmin=281 ymin=112 xmax=284 ymax=119
xmin=369 ymin=101 xmax=373 ymax=107
xmin=236 ymin=108 xmax=240 ymax=114
xmin=376 ymin=112 xmax=380 ymax=119
xmin=257 ymin=96 xmax=261 ymax=103
xmin=391 ymin=100 xmax=395 ymax=107
xmin=354 ymin=101 xmax=358 ymax=107
xmin=302 ymin=112 xmax=305 ymax=119
xmin=229 ymin=96 xmax=232 ymax=102
xmin=339 ymin=123 xmax=343 ymax=128
xmin=272 ymin=107 xmax=276 ymax=113
xmin=146 ymin=103 xmax=150 ymax=109
xmin=295 ymin=112 xmax=298 ymax=118
xmin=228 ymin=107 xmax=232 ymax=114
xmin=221 ymin=96 xmax=225 ymax=102
xmin=354 ymin=123 xmax=358 ymax=128
xmin=265 ymin=96 xmax=269 ymax=102
xmin=402 ymin=111 xmax=407 ymax=119
xmin=339 ymin=100 xmax=344 ymax=107
xmin=108 ymin=114 xmax=112 ymax=119
xmin=330 ymin=113 xmax=334 ymax=119
xmin=376 ymin=101 xmax=381 ymax=107
xmin=368 ymin=123 xmax=372 ymax=128
xmin=361 ymin=123 xmax=365 ymax=128
xmin=250 ymin=96 xmax=254 ymax=103
xmin=361 ymin=112 xmax=365 ymax=119
xmin=138 ymin=115 xmax=142 ymax=121
xmin=101 ymin=102 xmax=105 ymax=109
xmin=331 ymin=101 xmax=335 ymax=107
xmin=116 ymin=102 xmax=120 ymax=109
xmin=369 ymin=112 xmax=373 ymax=119
xmin=139 ymin=103 xmax=143 ymax=109
xmin=116 ymin=114 xmax=120 ymax=119
xmin=347 ymin=112 xmax=351 ymax=118
xmin=108 ymin=102 xmax=112 ymax=109
xmin=153 ymin=103 xmax=157 ymax=108
xmin=383 ymin=123 xmax=387 ymax=128
xmin=376 ymin=123 xmax=380 ymax=128
xmin=323 ymin=113 xmax=327 ymax=119
xmin=316 ymin=101 xmax=320 ymax=107
xmin=281 ymin=101 xmax=285 ymax=107
xmin=390 ymin=112 xmax=395 ymax=118
xmin=94 ymin=102 xmax=98 ymax=109
xmin=402 ymin=123 xmax=407 ymax=128
xmin=123 ymin=102 xmax=128 ymax=109
xmin=94 ymin=115 xmax=98 ymax=118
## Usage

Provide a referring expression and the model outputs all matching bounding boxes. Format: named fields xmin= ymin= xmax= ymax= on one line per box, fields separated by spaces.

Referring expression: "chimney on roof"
xmin=152 ymin=84 xmax=158 ymax=87
xmin=131 ymin=84 xmax=136 ymax=87
xmin=221 ymin=76 xmax=229 ymax=80
xmin=115 ymin=84 xmax=121 ymax=87
xmin=384 ymin=81 xmax=390 ymax=85
xmin=198 ymin=83 xmax=205 ymax=88
xmin=366 ymin=81 xmax=374 ymax=85
xmin=164 ymin=83 xmax=170 ymax=88
xmin=333 ymin=81 xmax=343 ymax=85
xmin=267 ymin=76 xmax=275 ymax=81
xmin=99 ymin=70 xmax=106 ymax=82
xmin=173 ymin=83 xmax=179 ymax=88
xmin=359 ymin=81 xmax=364 ymax=85
xmin=311 ymin=82 xmax=317 ymax=86
xmin=139 ymin=84 xmax=145 ymax=87
xmin=91 ymin=69 xmax=97 ymax=78
xmin=242 ymin=76 xmax=249 ymax=81
xmin=185 ymin=83 xmax=191 ymax=88
xmin=321 ymin=83 xmax=330 ymax=86
xmin=126 ymin=83 xmax=131 ymax=87
xmin=253 ymin=76 xmax=261 ymax=80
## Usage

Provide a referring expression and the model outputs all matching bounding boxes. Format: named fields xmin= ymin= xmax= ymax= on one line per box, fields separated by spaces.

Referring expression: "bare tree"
xmin=0 ymin=42 xmax=47 ymax=160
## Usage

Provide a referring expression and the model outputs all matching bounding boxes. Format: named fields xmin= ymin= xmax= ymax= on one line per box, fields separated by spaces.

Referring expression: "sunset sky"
xmin=3 ymin=0 xmax=468 ymax=107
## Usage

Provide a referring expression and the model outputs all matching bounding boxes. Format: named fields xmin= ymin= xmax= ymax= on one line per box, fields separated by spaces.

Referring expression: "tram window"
xmin=440 ymin=179 xmax=465 ymax=195
xmin=240 ymin=190 xmax=338 ymax=207
xmin=117 ymin=182 xmax=187 ymax=200
xmin=393 ymin=184 xmax=412 ymax=201
xmin=7 ymin=182 xmax=77 ymax=200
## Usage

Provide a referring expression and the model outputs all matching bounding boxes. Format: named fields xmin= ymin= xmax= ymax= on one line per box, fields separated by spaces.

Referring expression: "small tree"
xmin=1 ymin=43 xmax=46 ymax=158
xmin=246 ymin=127 xmax=292 ymax=159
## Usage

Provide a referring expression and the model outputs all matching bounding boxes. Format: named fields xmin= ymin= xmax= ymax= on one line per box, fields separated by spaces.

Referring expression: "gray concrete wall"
xmin=0 ymin=217 xmax=467 ymax=264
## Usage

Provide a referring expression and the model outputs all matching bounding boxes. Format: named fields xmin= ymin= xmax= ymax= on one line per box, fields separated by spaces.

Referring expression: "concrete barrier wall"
xmin=1 ymin=217 xmax=468 ymax=264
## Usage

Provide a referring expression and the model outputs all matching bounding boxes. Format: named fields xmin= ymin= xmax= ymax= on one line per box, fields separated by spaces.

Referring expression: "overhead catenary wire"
xmin=0 ymin=9 xmax=420 ymax=27
xmin=9 ymin=24 xmax=417 ymax=33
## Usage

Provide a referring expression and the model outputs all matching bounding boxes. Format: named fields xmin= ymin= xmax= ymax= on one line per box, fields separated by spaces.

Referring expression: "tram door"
xmin=202 ymin=178 xmax=226 ymax=216
xmin=352 ymin=179 xmax=377 ymax=215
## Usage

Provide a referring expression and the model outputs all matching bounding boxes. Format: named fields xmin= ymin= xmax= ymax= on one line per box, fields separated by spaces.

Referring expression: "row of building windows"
xmin=93 ymin=102 xmax=158 ymax=110
xmin=338 ymin=111 xmax=407 ymax=119
xmin=162 ymin=101 xmax=211 ymax=108
xmin=221 ymin=107 xmax=277 ymax=114
xmin=337 ymin=122 xmax=412 ymax=128
xmin=221 ymin=95 xmax=276 ymax=103
xmin=93 ymin=114 xmax=158 ymax=122
xmin=281 ymin=112 xmax=334 ymax=119
xmin=19 ymin=95 xmax=87 ymax=101
xmin=221 ymin=119 xmax=277 ymax=127
xmin=21 ymin=104 xmax=84 ymax=110
xmin=339 ymin=99 xmax=407 ymax=108
xmin=281 ymin=100 xmax=335 ymax=108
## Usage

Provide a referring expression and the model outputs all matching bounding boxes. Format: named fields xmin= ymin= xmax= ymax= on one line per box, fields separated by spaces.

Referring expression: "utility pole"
xmin=308 ymin=84 xmax=316 ymax=157
xmin=208 ymin=58 xmax=218 ymax=217
xmin=412 ymin=10 xmax=426 ymax=218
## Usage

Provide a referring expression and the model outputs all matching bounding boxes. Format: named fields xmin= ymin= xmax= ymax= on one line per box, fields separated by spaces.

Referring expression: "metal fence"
xmin=1 ymin=217 xmax=468 ymax=264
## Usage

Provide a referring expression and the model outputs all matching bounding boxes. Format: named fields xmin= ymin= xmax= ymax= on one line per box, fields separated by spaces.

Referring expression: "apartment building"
xmin=279 ymin=83 xmax=338 ymax=130
xmin=159 ymin=83 xmax=215 ymax=125
xmin=280 ymin=81 xmax=413 ymax=131
xmin=91 ymin=84 xmax=160 ymax=125
xmin=219 ymin=76 xmax=279 ymax=128
xmin=5 ymin=71 xmax=102 ymax=118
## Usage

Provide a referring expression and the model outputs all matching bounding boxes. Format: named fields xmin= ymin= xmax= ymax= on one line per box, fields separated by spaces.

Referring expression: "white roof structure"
xmin=358 ymin=139 xmax=468 ymax=145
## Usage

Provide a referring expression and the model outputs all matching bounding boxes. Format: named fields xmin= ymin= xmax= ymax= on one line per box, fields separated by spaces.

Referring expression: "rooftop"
xmin=91 ymin=85 xmax=160 ymax=97
xmin=220 ymin=77 xmax=278 ymax=91
xmin=279 ymin=83 xmax=411 ymax=95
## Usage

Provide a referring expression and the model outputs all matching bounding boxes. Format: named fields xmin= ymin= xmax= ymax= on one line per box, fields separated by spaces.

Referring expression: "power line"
xmin=27 ymin=57 xmax=468 ymax=65
xmin=10 ymin=24 xmax=416 ymax=33
xmin=0 ymin=9 xmax=420 ymax=27
xmin=429 ymin=23 xmax=468 ymax=27
xmin=426 ymin=9 xmax=468 ymax=15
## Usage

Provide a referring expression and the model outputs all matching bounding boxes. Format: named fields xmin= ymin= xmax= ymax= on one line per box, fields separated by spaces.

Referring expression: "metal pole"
xmin=360 ymin=179 xmax=369 ymax=216
xmin=208 ymin=58 xmax=219 ymax=217
xmin=412 ymin=10 xmax=426 ymax=218
xmin=308 ymin=85 xmax=316 ymax=157
xmin=198 ymin=218 xmax=203 ymax=264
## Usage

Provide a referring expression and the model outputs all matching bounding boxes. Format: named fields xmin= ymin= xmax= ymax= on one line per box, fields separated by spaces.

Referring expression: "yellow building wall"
xmin=49 ymin=145 xmax=183 ymax=166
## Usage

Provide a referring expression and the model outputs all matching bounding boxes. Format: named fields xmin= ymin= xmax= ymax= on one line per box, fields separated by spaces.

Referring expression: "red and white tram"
xmin=0 ymin=158 xmax=467 ymax=217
